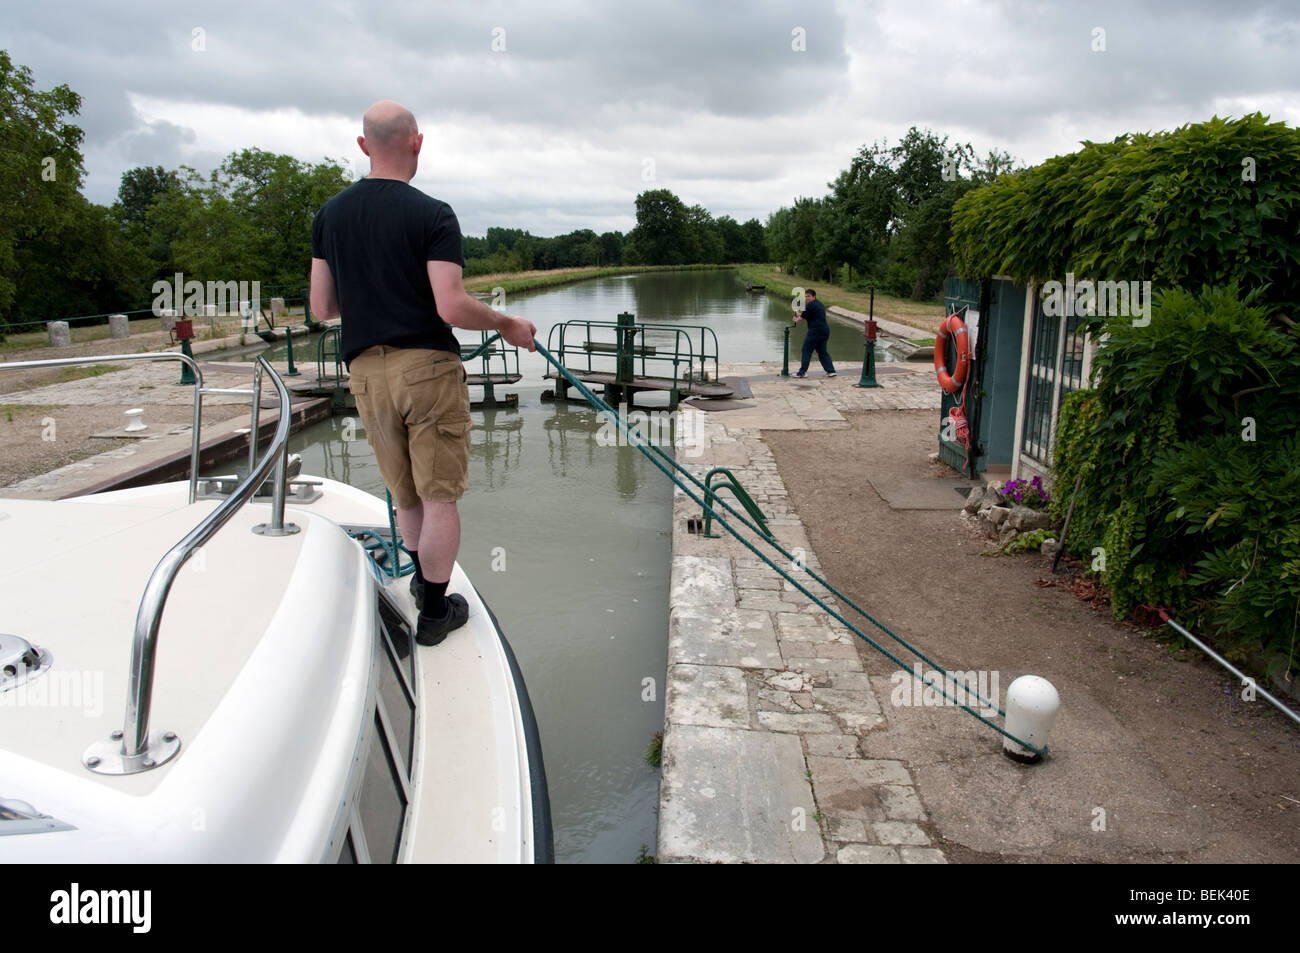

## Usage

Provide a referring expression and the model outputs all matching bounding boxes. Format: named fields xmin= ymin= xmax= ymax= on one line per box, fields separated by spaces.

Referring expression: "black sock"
xmin=409 ymin=551 xmax=423 ymax=584
xmin=421 ymin=580 xmax=449 ymax=618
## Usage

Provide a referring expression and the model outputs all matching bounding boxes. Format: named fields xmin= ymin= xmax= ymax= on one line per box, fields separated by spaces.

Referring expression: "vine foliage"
xmin=1050 ymin=286 xmax=1300 ymax=668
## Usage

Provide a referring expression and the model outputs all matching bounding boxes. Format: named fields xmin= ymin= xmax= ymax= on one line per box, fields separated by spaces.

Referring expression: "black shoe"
xmin=416 ymin=593 xmax=469 ymax=646
xmin=410 ymin=572 xmax=424 ymax=612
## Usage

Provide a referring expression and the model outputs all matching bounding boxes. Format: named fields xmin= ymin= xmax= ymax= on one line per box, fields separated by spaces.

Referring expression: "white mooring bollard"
xmin=108 ymin=313 xmax=130 ymax=339
xmin=48 ymin=321 xmax=71 ymax=347
xmin=124 ymin=408 xmax=147 ymax=433
xmin=1002 ymin=675 xmax=1059 ymax=764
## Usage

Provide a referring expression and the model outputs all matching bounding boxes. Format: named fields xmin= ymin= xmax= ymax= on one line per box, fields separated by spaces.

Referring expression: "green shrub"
xmin=952 ymin=114 xmax=1300 ymax=313
xmin=1051 ymin=285 xmax=1300 ymax=664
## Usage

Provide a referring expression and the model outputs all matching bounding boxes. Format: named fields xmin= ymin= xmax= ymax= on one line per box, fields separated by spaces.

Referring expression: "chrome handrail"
xmin=0 ymin=351 xmax=298 ymax=774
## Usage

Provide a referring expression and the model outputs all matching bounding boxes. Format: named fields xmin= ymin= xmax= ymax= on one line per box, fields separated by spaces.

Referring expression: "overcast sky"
xmin=6 ymin=1 xmax=1298 ymax=237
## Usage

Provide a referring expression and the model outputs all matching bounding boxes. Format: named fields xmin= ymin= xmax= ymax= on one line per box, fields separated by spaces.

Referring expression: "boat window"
xmin=357 ymin=714 xmax=407 ymax=864
xmin=376 ymin=591 xmax=416 ymax=690
xmin=378 ymin=634 xmax=415 ymax=777
xmin=336 ymin=829 xmax=358 ymax=864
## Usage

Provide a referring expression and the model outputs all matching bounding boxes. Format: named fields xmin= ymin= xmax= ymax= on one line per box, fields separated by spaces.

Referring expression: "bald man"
xmin=311 ymin=100 xmax=537 ymax=646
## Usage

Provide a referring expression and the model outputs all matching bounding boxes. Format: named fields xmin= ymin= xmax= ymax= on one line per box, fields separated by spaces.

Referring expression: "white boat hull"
xmin=0 ymin=478 xmax=551 ymax=863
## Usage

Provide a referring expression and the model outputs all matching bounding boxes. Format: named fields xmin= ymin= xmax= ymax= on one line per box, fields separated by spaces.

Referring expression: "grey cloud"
xmin=3 ymin=0 xmax=1298 ymax=226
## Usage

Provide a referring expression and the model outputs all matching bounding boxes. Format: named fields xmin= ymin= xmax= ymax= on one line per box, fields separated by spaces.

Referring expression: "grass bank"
xmin=463 ymin=263 xmax=733 ymax=296
xmin=0 ymin=309 xmax=309 ymax=353
xmin=733 ymin=264 xmax=943 ymax=334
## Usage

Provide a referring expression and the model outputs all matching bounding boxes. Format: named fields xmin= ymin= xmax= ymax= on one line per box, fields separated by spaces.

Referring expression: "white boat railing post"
xmin=248 ymin=361 xmax=263 ymax=475
xmin=188 ymin=370 xmax=204 ymax=504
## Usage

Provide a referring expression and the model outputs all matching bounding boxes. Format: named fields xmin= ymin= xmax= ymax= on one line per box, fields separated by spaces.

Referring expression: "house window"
xmin=1021 ymin=296 xmax=1059 ymax=461
xmin=1021 ymin=294 xmax=1090 ymax=466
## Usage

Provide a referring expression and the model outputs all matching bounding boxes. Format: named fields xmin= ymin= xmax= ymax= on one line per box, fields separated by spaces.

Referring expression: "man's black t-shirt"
xmin=311 ymin=178 xmax=465 ymax=365
xmin=802 ymin=298 xmax=830 ymax=337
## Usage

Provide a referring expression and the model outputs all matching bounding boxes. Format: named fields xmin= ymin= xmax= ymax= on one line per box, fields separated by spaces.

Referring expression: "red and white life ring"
xmin=934 ymin=314 xmax=971 ymax=394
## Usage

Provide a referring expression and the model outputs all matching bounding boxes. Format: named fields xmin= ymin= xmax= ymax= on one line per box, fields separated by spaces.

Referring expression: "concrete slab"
xmin=670 ymin=605 xmax=783 ymax=668
xmin=667 ymin=664 xmax=751 ymax=729
xmin=837 ymin=845 xmax=900 ymax=863
xmin=659 ymin=725 xmax=824 ymax=864
xmin=670 ymin=555 xmax=735 ymax=609
xmin=868 ymin=476 xmax=979 ymax=510
xmin=757 ymin=711 xmax=841 ymax=733
xmin=807 ymin=756 xmax=912 ymax=823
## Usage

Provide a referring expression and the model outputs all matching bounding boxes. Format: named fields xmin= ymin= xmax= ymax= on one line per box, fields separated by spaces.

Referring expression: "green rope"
xmin=385 ymin=488 xmax=415 ymax=579
xmin=533 ymin=338 xmax=1044 ymax=756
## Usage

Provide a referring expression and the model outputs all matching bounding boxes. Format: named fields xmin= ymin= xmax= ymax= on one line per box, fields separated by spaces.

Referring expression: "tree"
xmin=716 ymin=215 xmax=747 ymax=263
xmin=741 ymin=218 xmax=766 ymax=262
xmin=628 ymin=189 xmax=690 ymax=265
xmin=685 ymin=204 xmax=724 ymax=264
xmin=112 ymin=166 xmax=183 ymax=286
xmin=114 ymin=166 xmax=180 ymax=228
xmin=213 ymin=149 xmax=352 ymax=284
xmin=0 ymin=49 xmax=87 ymax=329
xmin=768 ymin=127 xmax=1018 ymax=298
xmin=485 ymin=227 xmax=528 ymax=256
xmin=765 ymin=206 xmax=793 ymax=266
xmin=599 ymin=230 xmax=624 ymax=265
xmin=12 ymin=196 xmax=146 ymax=322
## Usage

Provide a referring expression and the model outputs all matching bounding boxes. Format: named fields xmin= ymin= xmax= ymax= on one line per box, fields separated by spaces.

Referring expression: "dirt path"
xmin=765 ymin=409 xmax=1300 ymax=863
xmin=0 ymin=403 xmax=248 ymax=486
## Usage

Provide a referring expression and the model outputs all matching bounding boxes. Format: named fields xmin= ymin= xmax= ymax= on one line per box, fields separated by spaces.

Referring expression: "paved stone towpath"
xmin=658 ymin=360 xmax=950 ymax=863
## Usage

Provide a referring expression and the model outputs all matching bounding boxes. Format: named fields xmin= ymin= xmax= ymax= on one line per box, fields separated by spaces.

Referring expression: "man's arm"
xmin=310 ymin=258 xmax=340 ymax=322
xmin=428 ymin=260 xmax=536 ymax=350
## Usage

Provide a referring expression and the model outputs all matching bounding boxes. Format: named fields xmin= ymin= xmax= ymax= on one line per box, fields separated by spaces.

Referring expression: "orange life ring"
xmin=934 ymin=314 xmax=970 ymax=394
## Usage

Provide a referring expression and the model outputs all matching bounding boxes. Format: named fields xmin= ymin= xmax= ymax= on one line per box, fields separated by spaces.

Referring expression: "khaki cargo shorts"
xmin=348 ymin=346 xmax=471 ymax=508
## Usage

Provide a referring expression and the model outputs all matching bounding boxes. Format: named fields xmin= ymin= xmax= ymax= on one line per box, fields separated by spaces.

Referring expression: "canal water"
xmin=226 ymin=268 xmax=877 ymax=863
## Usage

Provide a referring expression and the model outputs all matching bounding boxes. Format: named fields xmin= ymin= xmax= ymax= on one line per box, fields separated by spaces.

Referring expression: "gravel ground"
xmin=0 ymin=402 xmax=247 ymax=486
xmin=766 ymin=408 xmax=1300 ymax=863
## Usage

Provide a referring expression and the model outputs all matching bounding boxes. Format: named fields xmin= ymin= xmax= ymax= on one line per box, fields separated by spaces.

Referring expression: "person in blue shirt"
xmin=793 ymin=288 xmax=836 ymax=378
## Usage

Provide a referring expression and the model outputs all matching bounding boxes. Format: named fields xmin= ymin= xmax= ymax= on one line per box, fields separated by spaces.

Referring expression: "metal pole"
xmin=179 ymin=338 xmax=196 ymax=385
xmin=284 ymin=325 xmax=300 ymax=377
xmin=268 ymin=441 xmax=288 ymax=533
xmin=248 ymin=362 xmax=263 ymax=476
xmin=856 ymin=286 xmax=881 ymax=388
xmin=1052 ymin=475 xmax=1084 ymax=573
xmin=1163 ymin=615 xmax=1300 ymax=727
xmin=188 ymin=377 xmax=203 ymax=503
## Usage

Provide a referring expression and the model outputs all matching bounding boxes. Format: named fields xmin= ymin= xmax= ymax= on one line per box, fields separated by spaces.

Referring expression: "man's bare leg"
xmin=416 ymin=500 xmax=460 ymax=584
xmin=395 ymin=500 xmax=460 ymax=615
xmin=394 ymin=504 xmax=422 ymax=558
